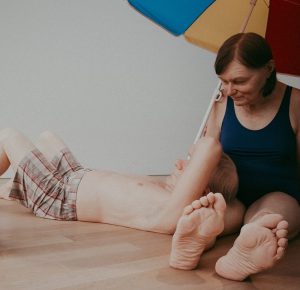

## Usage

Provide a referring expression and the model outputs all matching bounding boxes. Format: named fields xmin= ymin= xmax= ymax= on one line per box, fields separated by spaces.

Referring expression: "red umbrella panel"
xmin=265 ymin=0 xmax=300 ymax=76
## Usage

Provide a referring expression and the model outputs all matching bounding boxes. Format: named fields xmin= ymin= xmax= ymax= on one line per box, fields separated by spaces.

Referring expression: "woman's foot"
xmin=169 ymin=192 xmax=226 ymax=270
xmin=215 ymin=214 xmax=288 ymax=281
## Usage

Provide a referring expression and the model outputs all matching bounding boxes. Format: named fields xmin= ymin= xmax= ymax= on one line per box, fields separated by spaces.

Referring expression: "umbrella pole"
xmin=193 ymin=0 xmax=258 ymax=143
xmin=193 ymin=81 xmax=222 ymax=144
xmin=240 ymin=0 xmax=258 ymax=32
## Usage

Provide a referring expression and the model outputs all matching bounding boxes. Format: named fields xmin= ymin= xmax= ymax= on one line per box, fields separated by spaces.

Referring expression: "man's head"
xmin=208 ymin=153 xmax=238 ymax=202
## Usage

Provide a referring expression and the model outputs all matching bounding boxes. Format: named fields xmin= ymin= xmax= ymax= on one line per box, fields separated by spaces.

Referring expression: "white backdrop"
xmin=1 ymin=0 xmax=299 ymax=176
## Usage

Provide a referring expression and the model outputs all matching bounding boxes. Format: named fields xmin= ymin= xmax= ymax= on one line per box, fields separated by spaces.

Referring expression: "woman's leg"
xmin=169 ymin=196 xmax=245 ymax=270
xmin=244 ymin=191 xmax=300 ymax=238
xmin=221 ymin=198 xmax=245 ymax=236
xmin=215 ymin=191 xmax=294 ymax=281
xmin=170 ymin=192 xmax=227 ymax=270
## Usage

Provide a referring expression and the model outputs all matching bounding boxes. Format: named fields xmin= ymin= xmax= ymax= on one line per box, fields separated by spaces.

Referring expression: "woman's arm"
xmin=290 ymin=87 xmax=300 ymax=178
xmin=204 ymin=96 xmax=227 ymax=139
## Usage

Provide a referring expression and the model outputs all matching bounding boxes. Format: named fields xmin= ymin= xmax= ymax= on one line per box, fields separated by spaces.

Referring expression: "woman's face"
xmin=218 ymin=59 xmax=271 ymax=106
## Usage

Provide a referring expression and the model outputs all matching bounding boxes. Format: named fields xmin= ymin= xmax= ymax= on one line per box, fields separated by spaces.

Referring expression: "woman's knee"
xmin=246 ymin=191 xmax=299 ymax=216
xmin=245 ymin=191 xmax=300 ymax=237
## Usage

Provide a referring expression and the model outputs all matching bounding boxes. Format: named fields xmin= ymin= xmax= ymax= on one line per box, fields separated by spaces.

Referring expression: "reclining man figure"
xmin=0 ymin=128 xmax=240 ymax=235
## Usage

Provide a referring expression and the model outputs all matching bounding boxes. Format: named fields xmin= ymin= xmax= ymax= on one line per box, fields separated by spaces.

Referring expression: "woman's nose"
xmin=225 ymin=83 xmax=237 ymax=96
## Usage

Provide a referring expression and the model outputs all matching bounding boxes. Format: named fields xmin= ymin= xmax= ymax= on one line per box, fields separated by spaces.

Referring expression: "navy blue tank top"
xmin=220 ymin=86 xmax=300 ymax=206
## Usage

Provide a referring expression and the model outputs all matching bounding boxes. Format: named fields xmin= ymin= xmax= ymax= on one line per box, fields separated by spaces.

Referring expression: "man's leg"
xmin=154 ymin=137 xmax=222 ymax=233
xmin=35 ymin=131 xmax=67 ymax=164
xmin=0 ymin=128 xmax=14 ymax=175
xmin=215 ymin=191 xmax=293 ymax=281
xmin=0 ymin=128 xmax=35 ymax=199
xmin=1 ymin=130 xmax=66 ymax=199
xmin=35 ymin=131 xmax=83 ymax=177
xmin=1 ymin=129 xmax=62 ymax=178
xmin=0 ymin=128 xmax=35 ymax=172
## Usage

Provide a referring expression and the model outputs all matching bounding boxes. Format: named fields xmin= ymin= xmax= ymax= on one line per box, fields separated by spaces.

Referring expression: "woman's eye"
xmin=234 ymin=80 xmax=246 ymax=84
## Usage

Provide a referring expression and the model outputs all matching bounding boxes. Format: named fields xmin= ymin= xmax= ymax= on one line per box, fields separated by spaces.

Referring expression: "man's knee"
xmin=38 ymin=130 xmax=57 ymax=142
xmin=0 ymin=128 xmax=20 ymax=140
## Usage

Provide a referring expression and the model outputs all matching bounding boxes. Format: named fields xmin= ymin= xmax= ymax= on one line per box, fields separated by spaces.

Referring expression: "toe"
xmin=276 ymin=246 xmax=285 ymax=260
xmin=276 ymin=229 xmax=288 ymax=239
xmin=183 ymin=205 xmax=194 ymax=215
xmin=278 ymin=237 xmax=288 ymax=248
xmin=191 ymin=200 xmax=201 ymax=209
xmin=255 ymin=214 xmax=283 ymax=229
xmin=200 ymin=196 xmax=209 ymax=207
xmin=213 ymin=193 xmax=226 ymax=212
xmin=206 ymin=192 xmax=215 ymax=204
xmin=277 ymin=220 xmax=289 ymax=230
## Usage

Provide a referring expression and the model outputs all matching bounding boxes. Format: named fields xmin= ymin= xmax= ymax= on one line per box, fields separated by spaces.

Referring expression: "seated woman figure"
xmin=170 ymin=32 xmax=293 ymax=281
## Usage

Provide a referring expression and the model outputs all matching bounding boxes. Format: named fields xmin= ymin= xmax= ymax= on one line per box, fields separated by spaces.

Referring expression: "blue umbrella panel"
xmin=128 ymin=0 xmax=215 ymax=36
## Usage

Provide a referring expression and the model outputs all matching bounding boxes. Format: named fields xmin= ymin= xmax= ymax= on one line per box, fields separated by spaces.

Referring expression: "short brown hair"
xmin=214 ymin=32 xmax=277 ymax=97
xmin=208 ymin=153 xmax=238 ymax=202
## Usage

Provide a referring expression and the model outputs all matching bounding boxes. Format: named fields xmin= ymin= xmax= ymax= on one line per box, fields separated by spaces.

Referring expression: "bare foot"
xmin=169 ymin=192 xmax=226 ymax=270
xmin=215 ymin=214 xmax=289 ymax=281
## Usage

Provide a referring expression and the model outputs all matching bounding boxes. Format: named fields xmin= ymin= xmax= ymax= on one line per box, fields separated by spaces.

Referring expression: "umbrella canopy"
xmin=128 ymin=0 xmax=300 ymax=76
xmin=128 ymin=0 xmax=300 ymax=141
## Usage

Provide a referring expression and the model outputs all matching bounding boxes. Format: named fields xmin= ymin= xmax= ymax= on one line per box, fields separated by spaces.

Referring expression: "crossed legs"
xmin=0 ymin=128 xmax=67 ymax=173
xmin=0 ymin=128 xmax=68 ymax=199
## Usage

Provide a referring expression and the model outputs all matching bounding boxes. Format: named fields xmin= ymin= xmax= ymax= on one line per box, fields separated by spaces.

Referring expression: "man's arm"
xmin=155 ymin=137 xmax=222 ymax=233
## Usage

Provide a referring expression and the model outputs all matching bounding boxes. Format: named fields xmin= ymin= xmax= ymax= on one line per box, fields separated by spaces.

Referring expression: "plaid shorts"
xmin=9 ymin=147 xmax=91 ymax=220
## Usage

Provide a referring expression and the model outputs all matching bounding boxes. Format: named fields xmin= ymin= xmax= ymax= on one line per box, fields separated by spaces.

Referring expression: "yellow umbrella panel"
xmin=184 ymin=0 xmax=269 ymax=53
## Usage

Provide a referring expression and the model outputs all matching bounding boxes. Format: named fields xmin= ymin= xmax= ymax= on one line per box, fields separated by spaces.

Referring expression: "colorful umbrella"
xmin=128 ymin=0 xmax=300 ymax=140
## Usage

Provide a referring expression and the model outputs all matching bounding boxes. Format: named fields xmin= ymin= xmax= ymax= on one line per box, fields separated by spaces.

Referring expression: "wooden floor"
xmin=0 ymin=189 xmax=299 ymax=289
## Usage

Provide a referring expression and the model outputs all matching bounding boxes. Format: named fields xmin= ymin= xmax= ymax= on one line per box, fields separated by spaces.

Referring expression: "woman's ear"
xmin=266 ymin=59 xmax=275 ymax=77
